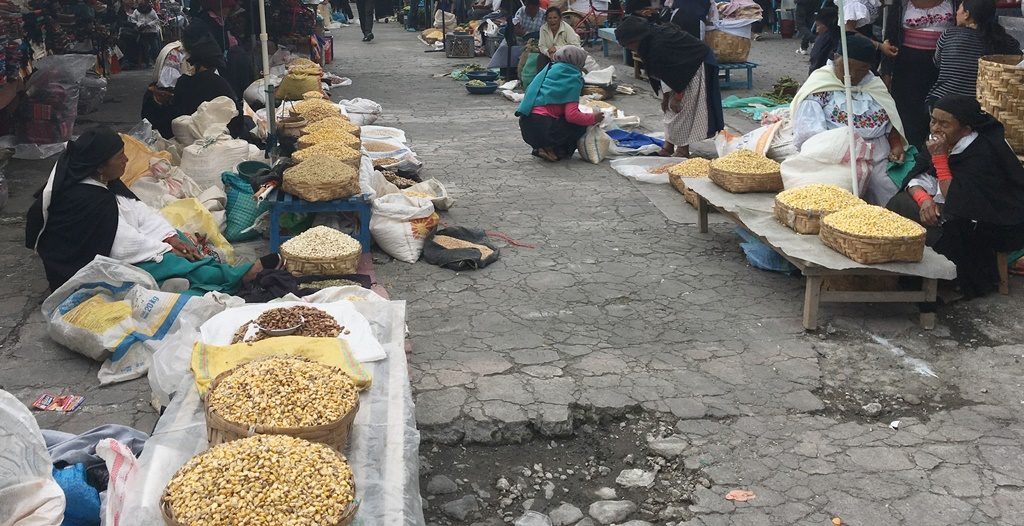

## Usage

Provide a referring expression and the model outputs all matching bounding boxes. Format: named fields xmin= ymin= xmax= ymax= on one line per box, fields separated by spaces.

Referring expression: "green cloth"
xmin=223 ymin=171 xmax=270 ymax=243
xmin=137 ymin=254 xmax=253 ymax=296
xmin=721 ymin=95 xmax=788 ymax=121
xmin=887 ymin=145 xmax=919 ymax=189
xmin=1010 ymin=249 xmax=1024 ymax=265
xmin=520 ymin=53 xmax=541 ymax=92
xmin=516 ymin=62 xmax=583 ymax=116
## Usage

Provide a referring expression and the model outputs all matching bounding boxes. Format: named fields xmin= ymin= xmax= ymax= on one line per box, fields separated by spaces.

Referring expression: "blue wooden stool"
xmin=268 ymin=191 xmax=373 ymax=253
xmin=718 ymin=62 xmax=758 ymax=90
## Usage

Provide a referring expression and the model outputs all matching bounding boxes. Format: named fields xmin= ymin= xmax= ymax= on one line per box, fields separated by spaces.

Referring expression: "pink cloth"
xmin=531 ymin=102 xmax=600 ymax=126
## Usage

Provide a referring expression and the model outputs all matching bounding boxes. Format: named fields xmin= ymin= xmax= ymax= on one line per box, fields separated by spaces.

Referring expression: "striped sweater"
xmin=929 ymin=26 xmax=1021 ymax=104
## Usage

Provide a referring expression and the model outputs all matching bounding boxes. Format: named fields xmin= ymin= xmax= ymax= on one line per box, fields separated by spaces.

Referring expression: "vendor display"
xmin=298 ymin=129 xmax=362 ymax=150
xmin=283 ymin=154 xmax=361 ymax=202
xmin=162 ymin=434 xmax=357 ymax=525
xmin=280 ymin=225 xmax=363 ymax=276
xmin=363 ymin=140 xmax=404 ymax=154
xmin=305 ymin=115 xmax=360 ymax=135
xmin=667 ymin=157 xmax=712 ymax=207
xmin=819 ymin=204 xmax=926 ymax=264
xmin=292 ymin=97 xmax=344 ymax=123
xmin=709 ymin=149 xmax=782 ymax=193
xmin=231 ymin=305 xmax=345 ymax=343
xmin=292 ymin=142 xmax=361 ymax=166
xmin=774 ymin=184 xmax=866 ymax=235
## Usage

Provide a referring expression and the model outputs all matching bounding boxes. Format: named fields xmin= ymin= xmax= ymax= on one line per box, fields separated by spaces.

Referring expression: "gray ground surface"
xmin=2 ymin=23 xmax=1024 ymax=526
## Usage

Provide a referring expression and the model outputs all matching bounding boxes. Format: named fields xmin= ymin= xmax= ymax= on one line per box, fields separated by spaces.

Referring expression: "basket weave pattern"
xmin=819 ymin=222 xmax=925 ymax=264
xmin=773 ymin=200 xmax=826 ymax=234
xmin=977 ymin=54 xmax=1024 ymax=153
xmin=705 ymin=30 xmax=751 ymax=63
xmin=669 ymin=174 xmax=702 ymax=208
xmin=281 ymin=243 xmax=360 ymax=276
xmin=710 ymin=167 xmax=783 ymax=193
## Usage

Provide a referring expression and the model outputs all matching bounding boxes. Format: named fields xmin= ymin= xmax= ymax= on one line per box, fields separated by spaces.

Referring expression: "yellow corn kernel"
xmin=776 ymin=184 xmax=865 ymax=214
xmin=822 ymin=204 xmax=926 ymax=238
xmin=711 ymin=149 xmax=780 ymax=174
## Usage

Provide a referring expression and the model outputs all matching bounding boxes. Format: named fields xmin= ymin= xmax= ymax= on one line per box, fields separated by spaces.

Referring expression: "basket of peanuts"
xmin=818 ymin=204 xmax=927 ymax=264
xmin=709 ymin=149 xmax=783 ymax=193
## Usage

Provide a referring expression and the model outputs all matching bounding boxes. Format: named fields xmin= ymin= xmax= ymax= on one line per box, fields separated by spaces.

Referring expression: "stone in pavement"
xmin=442 ymin=495 xmax=480 ymax=521
xmin=588 ymin=500 xmax=637 ymax=525
xmin=648 ymin=435 xmax=688 ymax=458
xmin=427 ymin=474 xmax=459 ymax=495
xmin=548 ymin=502 xmax=584 ymax=526
xmin=615 ymin=468 xmax=656 ymax=488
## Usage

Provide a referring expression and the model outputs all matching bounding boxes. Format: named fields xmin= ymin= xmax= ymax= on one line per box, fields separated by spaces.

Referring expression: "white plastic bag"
xmin=577 ymin=125 xmax=611 ymax=164
xmin=404 ymin=178 xmax=455 ymax=210
xmin=179 ymin=137 xmax=255 ymax=190
xmin=434 ymin=9 xmax=457 ymax=29
xmin=609 ymin=157 xmax=680 ymax=184
xmin=0 ymin=390 xmax=65 ymax=526
xmin=370 ymin=194 xmax=440 ymax=263
xmin=338 ymin=98 xmax=383 ymax=125
xmin=359 ymin=155 xmax=399 ymax=200
xmin=129 ymin=159 xmax=206 ymax=210
xmin=360 ymin=125 xmax=408 ymax=143
xmin=584 ymin=65 xmax=615 ymax=85
xmin=780 ymin=127 xmax=873 ymax=194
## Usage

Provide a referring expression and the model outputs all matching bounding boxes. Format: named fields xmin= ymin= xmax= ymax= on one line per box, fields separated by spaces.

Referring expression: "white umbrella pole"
xmin=836 ymin=0 xmax=859 ymax=197
xmin=258 ymin=0 xmax=276 ymax=139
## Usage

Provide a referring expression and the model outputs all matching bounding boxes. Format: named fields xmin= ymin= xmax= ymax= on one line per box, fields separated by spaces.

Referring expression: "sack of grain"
xmin=404 ymin=178 xmax=454 ymax=210
xmin=423 ymin=227 xmax=500 ymax=270
xmin=284 ymin=155 xmax=361 ymax=202
xmin=369 ymin=193 xmax=439 ymax=263
xmin=577 ymin=125 xmax=611 ymax=164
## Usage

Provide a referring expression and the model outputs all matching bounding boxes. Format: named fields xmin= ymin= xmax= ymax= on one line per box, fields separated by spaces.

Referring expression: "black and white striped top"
xmin=929 ymin=26 xmax=1021 ymax=104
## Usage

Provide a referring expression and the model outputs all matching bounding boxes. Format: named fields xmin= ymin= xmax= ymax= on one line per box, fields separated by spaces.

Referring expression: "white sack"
xmin=370 ymin=194 xmax=438 ymax=263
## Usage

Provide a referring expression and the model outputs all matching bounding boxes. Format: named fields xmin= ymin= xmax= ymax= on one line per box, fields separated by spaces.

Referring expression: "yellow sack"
xmin=275 ymin=73 xmax=323 ymax=101
xmin=191 ymin=335 xmax=372 ymax=395
xmin=119 ymin=133 xmax=173 ymax=186
xmin=160 ymin=198 xmax=236 ymax=264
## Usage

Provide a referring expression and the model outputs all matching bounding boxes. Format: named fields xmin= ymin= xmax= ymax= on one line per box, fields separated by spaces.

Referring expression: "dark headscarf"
xmin=615 ymin=15 xmax=651 ymax=45
xmin=185 ymin=34 xmax=226 ymax=70
xmin=933 ymin=94 xmax=992 ymax=129
xmin=844 ymin=35 xmax=876 ymax=64
xmin=632 ymin=20 xmax=709 ymax=94
xmin=49 ymin=128 xmax=125 ymax=196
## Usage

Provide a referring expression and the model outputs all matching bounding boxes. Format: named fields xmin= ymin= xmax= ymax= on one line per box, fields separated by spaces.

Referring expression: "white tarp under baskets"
xmin=0 ymin=390 xmax=65 ymax=526
xmin=609 ymin=157 xmax=681 ymax=184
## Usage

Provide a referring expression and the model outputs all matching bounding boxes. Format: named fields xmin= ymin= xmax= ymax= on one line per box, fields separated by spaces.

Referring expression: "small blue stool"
xmin=268 ymin=191 xmax=373 ymax=253
xmin=718 ymin=62 xmax=758 ymax=90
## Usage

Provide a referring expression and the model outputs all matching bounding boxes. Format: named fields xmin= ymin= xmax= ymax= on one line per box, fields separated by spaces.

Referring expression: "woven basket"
xmin=204 ymin=360 xmax=360 ymax=452
xmin=705 ymin=29 xmax=751 ymax=63
xmin=710 ymin=166 xmax=783 ymax=193
xmin=669 ymin=174 xmax=702 ymax=208
xmin=773 ymin=199 xmax=827 ymax=234
xmin=819 ymin=222 xmax=926 ymax=264
xmin=280 ymin=242 xmax=360 ymax=277
xmin=977 ymin=54 xmax=1024 ymax=153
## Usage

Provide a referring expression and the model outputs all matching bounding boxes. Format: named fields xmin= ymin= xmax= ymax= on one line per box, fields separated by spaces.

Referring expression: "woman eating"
xmin=516 ymin=46 xmax=603 ymax=162
xmin=929 ymin=0 xmax=1021 ymax=105
xmin=791 ymin=36 xmax=908 ymax=206
xmin=538 ymin=7 xmax=581 ymax=59
xmin=25 ymin=128 xmax=272 ymax=294
xmin=614 ymin=16 xmax=723 ymax=158
xmin=887 ymin=95 xmax=1024 ymax=298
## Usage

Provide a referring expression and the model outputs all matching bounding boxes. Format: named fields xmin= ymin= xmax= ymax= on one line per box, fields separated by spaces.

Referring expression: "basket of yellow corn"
xmin=283 ymin=156 xmax=361 ymax=203
xmin=203 ymin=356 xmax=361 ymax=452
xmin=297 ymin=129 xmax=361 ymax=150
xmin=667 ymin=158 xmax=712 ymax=207
xmin=160 ymin=434 xmax=358 ymax=526
xmin=773 ymin=184 xmax=866 ymax=235
xmin=819 ymin=204 xmax=927 ymax=264
xmin=279 ymin=226 xmax=362 ymax=276
xmin=304 ymin=115 xmax=361 ymax=137
xmin=709 ymin=149 xmax=782 ymax=193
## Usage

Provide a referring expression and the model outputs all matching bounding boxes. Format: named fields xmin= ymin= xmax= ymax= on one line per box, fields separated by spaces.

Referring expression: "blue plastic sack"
xmin=605 ymin=129 xmax=664 ymax=149
xmin=52 ymin=464 xmax=100 ymax=526
xmin=735 ymin=228 xmax=798 ymax=274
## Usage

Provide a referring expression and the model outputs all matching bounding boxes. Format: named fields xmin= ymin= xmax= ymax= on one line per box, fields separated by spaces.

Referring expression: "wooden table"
xmin=685 ymin=179 xmax=957 ymax=330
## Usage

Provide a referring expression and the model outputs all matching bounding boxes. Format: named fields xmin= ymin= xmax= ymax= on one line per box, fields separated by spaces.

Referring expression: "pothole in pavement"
xmin=420 ymin=412 xmax=708 ymax=526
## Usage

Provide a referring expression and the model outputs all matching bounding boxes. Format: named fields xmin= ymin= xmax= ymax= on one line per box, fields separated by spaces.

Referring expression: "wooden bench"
xmin=718 ymin=62 xmax=758 ymax=90
xmin=268 ymin=191 xmax=373 ymax=253
xmin=685 ymin=178 xmax=957 ymax=330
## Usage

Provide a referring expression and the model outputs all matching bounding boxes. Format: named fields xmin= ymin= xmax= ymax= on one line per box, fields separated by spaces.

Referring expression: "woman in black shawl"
xmin=886 ymin=95 xmax=1024 ymax=298
xmin=615 ymin=16 xmax=724 ymax=157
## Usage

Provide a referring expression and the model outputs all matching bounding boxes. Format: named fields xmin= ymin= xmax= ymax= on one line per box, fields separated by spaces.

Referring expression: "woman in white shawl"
xmin=791 ymin=35 xmax=908 ymax=205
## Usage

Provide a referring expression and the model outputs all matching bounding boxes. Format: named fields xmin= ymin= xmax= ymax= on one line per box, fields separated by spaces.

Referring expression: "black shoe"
xmin=362 ymin=33 xmax=371 ymax=41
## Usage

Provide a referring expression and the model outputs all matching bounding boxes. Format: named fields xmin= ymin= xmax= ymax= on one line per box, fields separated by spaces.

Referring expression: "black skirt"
xmin=934 ymin=217 xmax=1024 ymax=298
xmin=519 ymin=114 xmax=588 ymax=156
xmin=890 ymin=46 xmax=938 ymax=148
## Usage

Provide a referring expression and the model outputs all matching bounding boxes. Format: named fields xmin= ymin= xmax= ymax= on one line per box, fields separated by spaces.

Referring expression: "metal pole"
xmin=258 ymin=0 xmax=277 ymax=156
xmin=835 ymin=0 xmax=859 ymax=197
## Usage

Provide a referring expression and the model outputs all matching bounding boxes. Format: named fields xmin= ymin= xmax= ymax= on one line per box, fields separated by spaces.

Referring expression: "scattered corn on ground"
xmin=292 ymin=142 xmax=360 ymax=163
xmin=433 ymin=235 xmax=495 ymax=259
xmin=208 ymin=357 xmax=358 ymax=427
xmin=298 ymin=129 xmax=360 ymax=149
xmin=364 ymin=140 xmax=401 ymax=153
xmin=822 ymin=204 xmax=926 ymax=238
xmin=668 ymin=157 xmax=712 ymax=177
xmin=163 ymin=434 xmax=355 ymax=526
xmin=711 ymin=149 xmax=780 ymax=174
xmin=292 ymin=98 xmax=340 ymax=123
xmin=282 ymin=225 xmax=361 ymax=258
xmin=776 ymin=184 xmax=865 ymax=214
xmin=303 ymin=116 xmax=356 ymax=135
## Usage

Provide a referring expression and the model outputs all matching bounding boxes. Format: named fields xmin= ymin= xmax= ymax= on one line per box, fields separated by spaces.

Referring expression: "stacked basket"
xmin=818 ymin=205 xmax=926 ymax=264
xmin=667 ymin=158 xmax=713 ymax=207
xmin=709 ymin=149 xmax=783 ymax=193
xmin=705 ymin=29 xmax=751 ymax=63
xmin=976 ymin=54 xmax=1024 ymax=153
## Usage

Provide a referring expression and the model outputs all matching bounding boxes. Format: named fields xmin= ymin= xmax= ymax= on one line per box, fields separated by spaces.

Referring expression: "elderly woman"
xmin=886 ymin=95 xmax=1024 ymax=298
xmin=791 ymin=36 xmax=908 ymax=205
xmin=615 ymin=16 xmax=723 ymax=158
xmin=538 ymin=7 xmax=581 ymax=58
xmin=516 ymin=46 xmax=603 ymax=162
xmin=25 ymin=128 xmax=272 ymax=294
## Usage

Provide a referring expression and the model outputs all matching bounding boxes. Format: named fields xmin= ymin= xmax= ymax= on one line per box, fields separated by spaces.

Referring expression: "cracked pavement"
xmin=1 ymin=24 xmax=1023 ymax=525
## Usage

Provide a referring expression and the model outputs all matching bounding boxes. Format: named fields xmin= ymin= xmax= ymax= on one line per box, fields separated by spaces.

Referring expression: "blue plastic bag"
xmin=735 ymin=228 xmax=798 ymax=274
xmin=52 ymin=464 xmax=100 ymax=526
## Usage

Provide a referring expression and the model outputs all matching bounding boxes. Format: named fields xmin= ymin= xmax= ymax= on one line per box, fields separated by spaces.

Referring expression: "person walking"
xmin=795 ymin=0 xmax=818 ymax=54
xmin=131 ymin=1 xmax=162 ymax=68
xmin=357 ymin=0 xmax=375 ymax=41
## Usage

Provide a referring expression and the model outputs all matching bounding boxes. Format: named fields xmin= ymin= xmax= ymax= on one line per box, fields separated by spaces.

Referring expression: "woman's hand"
xmin=164 ymin=235 xmax=200 ymax=261
xmin=547 ymin=46 xmax=557 ymax=56
xmin=594 ymin=111 xmax=605 ymax=124
xmin=888 ymin=147 xmax=905 ymax=163
xmin=669 ymin=92 xmax=684 ymax=114
xmin=879 ymin=40 xmax=898 ymax=58
xmin=919 ymin=198 xmax=941 ymax=226
xmin=926 ymin=134 xmax=950 ymax=157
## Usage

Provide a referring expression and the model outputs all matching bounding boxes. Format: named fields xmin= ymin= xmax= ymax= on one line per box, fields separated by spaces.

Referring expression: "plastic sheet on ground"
xmin=609 ymin=157 xmax=680 ymax=184
xmin=123 ymin=287 xmax=424 ymax=525
xmin=683 ymin=178 xmax=957 ymax=279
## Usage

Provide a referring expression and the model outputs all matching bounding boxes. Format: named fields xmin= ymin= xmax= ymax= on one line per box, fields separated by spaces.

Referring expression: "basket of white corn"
xmin=161 ymin=434 xmax=359 ymax=526
xmin=709 ymin=149 xmax=783 ymax=193
xmin=819 ymin=204 xmax=927 ymax=264
xmin=774 ymin=184 xmax=865 ymax=235
xmin=280 ymin=225 xmax=362 ymax=276
xmin=203 ymin=357 xmax=361 ymax=452
xmin=283 ymin=155 xmax=361 ymax=202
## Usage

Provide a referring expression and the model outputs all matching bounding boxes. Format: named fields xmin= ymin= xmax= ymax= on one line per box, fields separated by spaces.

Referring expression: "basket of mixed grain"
xmin=818 ymin=204 xmax=927 ymax=264
xmin=297 ymin=129 xmax=362 ymax=150
xmin=773 ymin=184 xmax=865 ymax=235
xmin=203 ymin=355 xmax=361 ymax=451
xmin=161 ymin=434 xmax=358 ymax=526
xmin=666 ymin=158 xmax=712 ymax=207
xmin=281 ymin=226 xmax=362 ymax=276
xmin=283 ymin=155 xmax=361 ymax=202
xmin=709 ymin=149 xmax=783 ymax=193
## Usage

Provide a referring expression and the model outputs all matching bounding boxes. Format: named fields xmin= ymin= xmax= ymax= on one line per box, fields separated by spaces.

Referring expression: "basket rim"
xmin=205 ymin=356 xmax=361 ymax=434
xmin=773 ymin=197 xmax=858 ymax=218
xmin=280 ymin=241 xmax=361 ymax=263
xmin=709 ymin=165 xmax=782 ymax=179
xmin=819 ymin=219 xmax=926 ymax=243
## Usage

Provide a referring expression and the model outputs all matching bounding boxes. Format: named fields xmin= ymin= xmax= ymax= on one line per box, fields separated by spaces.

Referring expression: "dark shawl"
xmin=172 ymin=69 xmax=238 ymax=118
xmin=663 ymin=0 xmax=710 ymax=39
xmin=25 ymin=129 xmax=136 ymax=290
xmin=635 ymin=21 xmax=710 ymax=93
xmin=808 ymin=28 xmax=839 ymax=74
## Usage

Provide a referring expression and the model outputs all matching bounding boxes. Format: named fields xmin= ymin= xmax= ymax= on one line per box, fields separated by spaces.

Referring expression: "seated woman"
xmin=886 ymin=95 xmax=1024 ymax=298
xmin=25 ymin=128 xmax=274 ymax=295
xmin=791 ymin=36 xmax=908 ymax=205
xmin=538 ymin=7 xmax=580 ymax=60
xmin=516 ymin=46 xmax=603 ymax=162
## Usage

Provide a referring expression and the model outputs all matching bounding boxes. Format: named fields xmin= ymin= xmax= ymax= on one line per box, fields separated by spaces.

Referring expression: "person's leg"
xmin=364 ymin=0 xmax=375 ymax=39
xmin=356 ymin=0 xmax=371 ymax=38
xmin=341 ymin=0 xmax=355 ymax=20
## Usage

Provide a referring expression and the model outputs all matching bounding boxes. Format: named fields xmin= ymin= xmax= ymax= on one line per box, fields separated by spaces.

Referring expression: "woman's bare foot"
xmin=658 ymin=142 xmax=675 ymax=157
xmin=674 ymin=145 xmax=690 ymax=158
xmin=538 ymin=147 xmax=560 ymax=162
